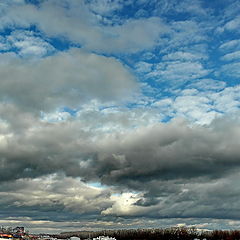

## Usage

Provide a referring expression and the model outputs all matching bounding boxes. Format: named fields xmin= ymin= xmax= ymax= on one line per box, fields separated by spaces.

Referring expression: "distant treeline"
xmin=52 ymin=227 xmax=240 ymax=240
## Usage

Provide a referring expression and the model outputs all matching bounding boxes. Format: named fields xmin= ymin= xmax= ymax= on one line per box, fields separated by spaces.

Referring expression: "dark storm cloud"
xmin=0 ymin=90 xmax=239 ymax=231
xmin=87 ymin=118 xmax=240 ymax=185
xmin=1 ymin=110 xmax=240 ymax=193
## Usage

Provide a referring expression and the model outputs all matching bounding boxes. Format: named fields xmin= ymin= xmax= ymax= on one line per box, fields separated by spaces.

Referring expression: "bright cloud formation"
xmin=0 ymin=0 xmax=240 ymax=233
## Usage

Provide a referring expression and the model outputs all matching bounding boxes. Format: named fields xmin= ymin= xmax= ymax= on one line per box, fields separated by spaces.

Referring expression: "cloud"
xmin=1 ymin=0 xmax=167 ymax=54
xmin=0 ymin=174 xmax=113 ymax=218
xmin=147 ymin=61 xmax=210 ymax=85
xmin=221 ymin=50 xmax=240 ymax=61
xmin=219 ymin=39 xmax=240 ymax=51
xmin=7 ymin=30 xmax=55 ymax=57
xmin=220 ymin=62 xmax=240 ymax=78
xmin=5 ymin=113 xmax=240 ymax=184
xmin=151 ymin=83 xmax=239 ymax=124
xmin=187 ymin=78 xmax=226 ymax=91
xmin=86 ymin=0 xmax=125 ymax=16
xmin=0 ymin=48 xmax=137 ymax=112
xmin=165 ymin=20 xmax=208 ymax=51
xmin=172 ymin=94 xmax=217 ymax=125
xmin=162 ymin=51 xmax=207 ymax=61
xmin=91 ymin=117 xmax=240 ymax=187
xmin=223 ymin=16 xmax=240 ymax=32
xmin=0 ymin=36 xmax=10 ymax=51
xmin=151 ymin=0 xmax=209 ymax=17
xmin=1 ymin=100 xmax=240 ymax=228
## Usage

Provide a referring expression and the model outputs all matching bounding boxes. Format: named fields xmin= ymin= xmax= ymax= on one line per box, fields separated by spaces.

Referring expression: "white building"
xmin=70 ymin=237 xmax=80 ymax=240
xmin=93 ymin=236 xmax=116 ymax=240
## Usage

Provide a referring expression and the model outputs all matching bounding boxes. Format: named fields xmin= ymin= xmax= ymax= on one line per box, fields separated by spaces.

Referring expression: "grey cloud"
xmin=1 ymin=110 xmax=240 ymax=189
xmin=0 ymin=174 xmax=114 ymax=221
xmin=1 ymin=95 xmax=240 ymax=210
xmin=86 ymin=118 xmax=240 ymax=188
xmin=102 ymin=173 xmax=240 ymax=220
xmin=0 ymin=48 xmax=137 ymax=112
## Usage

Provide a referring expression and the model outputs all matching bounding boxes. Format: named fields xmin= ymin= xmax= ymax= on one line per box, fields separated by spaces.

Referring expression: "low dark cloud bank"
xmin=1 ymin=109 xmax=240 ymax=224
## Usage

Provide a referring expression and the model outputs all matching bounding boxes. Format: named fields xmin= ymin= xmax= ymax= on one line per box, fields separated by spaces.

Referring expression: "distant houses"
xmin=69 ymin=235 xmax=116 ymax=240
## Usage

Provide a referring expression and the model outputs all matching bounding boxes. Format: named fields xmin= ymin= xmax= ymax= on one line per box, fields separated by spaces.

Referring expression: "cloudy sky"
xmin=0 ymin=0 xmax=240 ymax=234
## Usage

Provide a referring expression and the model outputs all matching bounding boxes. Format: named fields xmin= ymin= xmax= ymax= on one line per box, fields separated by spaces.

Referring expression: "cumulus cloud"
xmin=0 ymin=48 xmax=137 ymax=111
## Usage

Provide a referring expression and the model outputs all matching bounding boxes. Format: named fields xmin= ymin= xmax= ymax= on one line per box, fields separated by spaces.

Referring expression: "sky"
xmin=0 ymin=0 xmax=240 ymax=234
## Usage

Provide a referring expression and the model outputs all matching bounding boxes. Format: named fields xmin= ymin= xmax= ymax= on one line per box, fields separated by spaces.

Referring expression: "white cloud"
xmin=211 ymin=85 xmax=240 ymax=114
xmin=148 ymin=61 xmax=210 ymax=84
xmin=86 ymin=0 xmax=125 ymax=16
xmin=135 ymin=61 xmax=152 ymax=73
xmin=1 ymin=1 xmax=167 ymax=54
xmin=75 ymin=101 xmax=162 ymax=133
xmin=7 ymin=30 xmax=55 ymax=57
xmin=176 ymin=0 xmax=207 ymax=16
xmin=0 ymin=36 xmax=10 ymax=51
xmin=187 ymin=79 xmax=226 ymax=91
xmin=223 ymin=16 xmax=240 ymax=32
xmin=173 ymin=94 xmax=217 ymax=125
xmin=162 ymin=51 xmax=207 ymax=61
xmin=220 ymin=62 xmax=240 ymax=78
xmin=166 ymin=20 xmax=208 ymax=51
xmin=150 ymin=84 xmax=239 ymax=125
xmin=101 ymin=192 xmax=142 ymax=216
xmin=221 ymin=50 xmax=240 ymax=61
xmin=219 ymin=39 xmax=240 ymax=51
